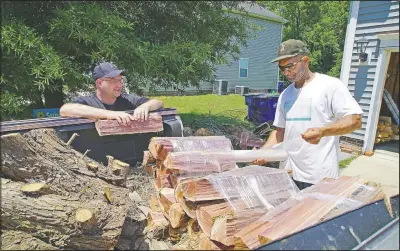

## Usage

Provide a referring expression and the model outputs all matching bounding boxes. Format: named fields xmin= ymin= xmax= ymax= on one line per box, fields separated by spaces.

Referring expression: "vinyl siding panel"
xmin=345 ymin=0 xmax=399 ymax=140
xmin=213 ymin=18 xmax=282 ymax=91
xmin=148 ymin=17 xmax=283 ymax=94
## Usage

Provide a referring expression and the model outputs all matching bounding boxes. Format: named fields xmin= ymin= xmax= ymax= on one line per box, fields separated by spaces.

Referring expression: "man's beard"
xmin=292 ymin=66 xmax=308 ymax=84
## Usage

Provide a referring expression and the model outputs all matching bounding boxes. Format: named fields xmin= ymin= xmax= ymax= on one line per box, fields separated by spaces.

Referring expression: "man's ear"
xmin=302 ymin=55 xmax=310 ymax=63
xmin=95 ymin=79 xmax=102 ymax=88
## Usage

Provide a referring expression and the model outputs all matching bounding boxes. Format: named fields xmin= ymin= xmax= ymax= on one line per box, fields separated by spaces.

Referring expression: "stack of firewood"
xmin=142 ymin=136 xmax=388 ymax=250
xmin=375 ymin=116 xmax=399 ymax=143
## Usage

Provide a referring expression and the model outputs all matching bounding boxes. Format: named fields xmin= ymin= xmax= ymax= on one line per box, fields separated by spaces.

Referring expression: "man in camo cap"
xmin=255 ymin=39 xmax=363 ymax=190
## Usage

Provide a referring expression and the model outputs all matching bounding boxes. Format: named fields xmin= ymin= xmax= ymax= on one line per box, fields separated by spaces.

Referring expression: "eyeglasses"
xmin=279 ymin=57 xmax=305 ymax=72
xmin=102 ymin=78 xmax=124 ymax=85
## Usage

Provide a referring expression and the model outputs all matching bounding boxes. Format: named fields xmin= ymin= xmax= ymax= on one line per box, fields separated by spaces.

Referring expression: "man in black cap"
xmin=254 ymin=39 xmax=363 ymax=190
xmin=60 ymin=62 xmax=164 ymax=125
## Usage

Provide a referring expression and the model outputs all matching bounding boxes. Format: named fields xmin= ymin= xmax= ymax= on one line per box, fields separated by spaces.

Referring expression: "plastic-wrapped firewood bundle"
xmin=148 ymin=136 xmax=233 ymax=161
xmin=234 ymin=176 xmax=387 ymax=250
xmin=177 ymin=166 xmax=299 ymax=247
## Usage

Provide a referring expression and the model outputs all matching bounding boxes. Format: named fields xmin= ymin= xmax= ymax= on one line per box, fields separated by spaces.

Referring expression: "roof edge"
xmin=225 ymin=8 xmax=288 ymax=24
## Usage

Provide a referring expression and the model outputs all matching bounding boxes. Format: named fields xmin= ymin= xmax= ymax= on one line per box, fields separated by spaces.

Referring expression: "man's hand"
xmin=301 ymin=127 xmax=324 ymax=144
xmin=251 ymin=147 xmax=268 ymax=166
xmin=107 ymin=111 xmax=135 ymax=126
xmin=133 ymin=104 xmax=150 ymax=122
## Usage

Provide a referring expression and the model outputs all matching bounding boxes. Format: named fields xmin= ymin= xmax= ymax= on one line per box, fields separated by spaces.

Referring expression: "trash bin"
xmin=278 ymin=81 xmax=286 ymax=93
xmin=244 ymin=93 xmax=280 ymax=124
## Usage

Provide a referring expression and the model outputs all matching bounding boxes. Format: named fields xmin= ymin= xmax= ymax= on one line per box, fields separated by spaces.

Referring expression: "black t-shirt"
xmin=73 ymin=94 xmax=149 ymax=111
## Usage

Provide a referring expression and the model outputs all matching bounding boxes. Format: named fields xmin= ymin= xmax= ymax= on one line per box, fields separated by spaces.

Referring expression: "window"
xmin=239 ymin=58 xmax=249 ymax=78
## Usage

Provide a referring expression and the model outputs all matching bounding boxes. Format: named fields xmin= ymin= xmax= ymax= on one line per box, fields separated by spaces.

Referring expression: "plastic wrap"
xmin=149 ymin=136 xmax=233 ymax=160
xmin=206 ymin=165 xmax=299 ymax=211
xmin=234 ymin=176 xmax=386 ymax=249
xmin=169 ymin=136 xmax=233 ymax=152
xmin=164 ymin=151 xmax=238 ymax=179
xmin=192 ymin=165 xmax=299 ymax=246
xmin=164 ymin=149 xmax=289 ymax=180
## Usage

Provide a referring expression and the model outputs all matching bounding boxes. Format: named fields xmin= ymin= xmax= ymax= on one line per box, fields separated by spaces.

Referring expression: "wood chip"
xmin=151 ymin=240 xmax=169 ymax=250
xmin=129 ymin=191 xmax=143 ymax=203
xmin=138 ymin=205 xmax=151 ymax=216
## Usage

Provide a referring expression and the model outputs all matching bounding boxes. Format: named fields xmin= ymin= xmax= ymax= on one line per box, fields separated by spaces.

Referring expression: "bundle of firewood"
xmin=375 ymin=116 xmax=399 ymax=143
xmin=142 ymin=136 xmax=388 ymax=250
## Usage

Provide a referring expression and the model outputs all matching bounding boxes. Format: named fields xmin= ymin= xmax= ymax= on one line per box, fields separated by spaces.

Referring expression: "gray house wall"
xmin=146 ymin=16 xmax=283 ymax=95
xmin=344 ymin=0 xmax=399 ymax=141
xmin=213 ymin=18 xmax=282 ymax=92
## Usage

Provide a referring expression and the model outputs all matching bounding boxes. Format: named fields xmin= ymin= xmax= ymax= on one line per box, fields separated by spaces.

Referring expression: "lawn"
xmin=339 ymin=155 xmax=359 ymax=169
xmin=150 ymin=94 xmax=254 ymax=130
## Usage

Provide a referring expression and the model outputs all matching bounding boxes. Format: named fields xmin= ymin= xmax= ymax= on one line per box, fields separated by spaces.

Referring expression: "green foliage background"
xmin=1 ymin=1 xmax=350 ymax=121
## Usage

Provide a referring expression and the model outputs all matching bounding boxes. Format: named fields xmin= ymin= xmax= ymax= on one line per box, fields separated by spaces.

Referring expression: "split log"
xmin=163 ymin=151 xmax=238 ymax=177
xmin=155 ymin=174 xmax=173 ymax=190
xmin=198 ymin=232 xmax=234 ymax=250
xmin=1 ymin=230 xmax=57 ymax=250
xmin=95 ymin=113 xmax=163 ymax=136
xmin=196 ymin=200 xmax=266 ymax=246
xmin=156 ymin=162 xmax=169 ymax=177
xmin=176 ymin=166 xmax=298 ymax=203
xmin=158 ymin=188 xmax=176 ymax=219
xmin=172 ymin=230 xmax=202 ymax=250
xmin=143 ymin=150 xmax=155 ymax=166
xmin=147 ymin=211 xmax=169 ymax=239
xmin=0 ymin=129 xmax=130 ymax=250
xmin=176 ymin=177 xmax=221 ymax=202
xmin=169 ymin=224 xmax=187 ymax=242
xmin=144 ymin=164 xmax=156 ymax=177
xmin=175 ymin=179 xmax=225 ymax=218
xmin=148 ymin=136 xmax=232 ymax=161
xmin=169 ymin=203 xmax=189 ymax=228
xmin=149 ymin=194 xmax=162 ymax=212
xmin=168 ymin=174 xmax=190 ymax=189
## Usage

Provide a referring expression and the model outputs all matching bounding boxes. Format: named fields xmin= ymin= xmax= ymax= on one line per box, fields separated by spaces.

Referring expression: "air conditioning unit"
xmin=235 ymin=85 xmax=250 ymax=95
xmin=213 ymin=80 xmax=229 ymax=95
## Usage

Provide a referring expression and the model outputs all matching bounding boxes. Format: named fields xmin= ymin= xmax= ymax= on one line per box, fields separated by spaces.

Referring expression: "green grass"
xmin=339 ymin=155 xmax=359 ymax=169
xmin=150 ymin=94 xmax=254 ymax=130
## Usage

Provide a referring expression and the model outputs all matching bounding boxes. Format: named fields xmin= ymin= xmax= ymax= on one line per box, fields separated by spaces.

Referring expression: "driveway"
xmin=340 ymin=145 xmax=399 ymax=198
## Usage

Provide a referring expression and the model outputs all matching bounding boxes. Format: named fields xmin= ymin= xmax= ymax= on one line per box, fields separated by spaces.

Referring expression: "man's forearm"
xmin=261 ymin=128 xmax=284 ymax=149
xmin=60 ymin=103 xmax=112 ymax=119
xmin=321 ymin=114 xmax=362 ymax=137
xmin=140 ymin=99 xmax=164 ymax=111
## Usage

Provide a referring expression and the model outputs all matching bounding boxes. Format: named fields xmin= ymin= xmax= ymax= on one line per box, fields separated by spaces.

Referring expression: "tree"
xmin=260 ymin=1 xmax=350 ymax=78
xmin=1 ymin=1 xmax=257 ymax=121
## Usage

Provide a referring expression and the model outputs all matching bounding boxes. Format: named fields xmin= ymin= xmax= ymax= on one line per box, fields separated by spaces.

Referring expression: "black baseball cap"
xmin=270 ymin=39 xmax=310 ymax=63
xmin=93 ymin=62 xmax=126 ymax=80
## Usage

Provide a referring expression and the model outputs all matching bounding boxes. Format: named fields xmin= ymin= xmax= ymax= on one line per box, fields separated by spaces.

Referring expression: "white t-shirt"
xmin=273 ymin=73 xmax=363 ymax=184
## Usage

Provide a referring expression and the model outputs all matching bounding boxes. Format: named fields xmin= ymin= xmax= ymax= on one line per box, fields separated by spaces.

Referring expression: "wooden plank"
xmin=95 ymin=113 xmax=163 ymax=136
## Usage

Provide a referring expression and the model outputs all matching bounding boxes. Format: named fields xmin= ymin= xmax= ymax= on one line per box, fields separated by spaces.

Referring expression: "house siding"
xmin=213 ymin=18 xmax=282 ymax=92
xmin=345 ymin=0 xmax=399 ymax=140
xmin=146 ymin=17 xmax=282 ymax=95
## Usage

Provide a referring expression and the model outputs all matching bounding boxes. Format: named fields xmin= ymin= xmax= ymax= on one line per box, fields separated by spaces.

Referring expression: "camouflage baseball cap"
xmin=270 ymin=39 xmax=310 ymax=63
